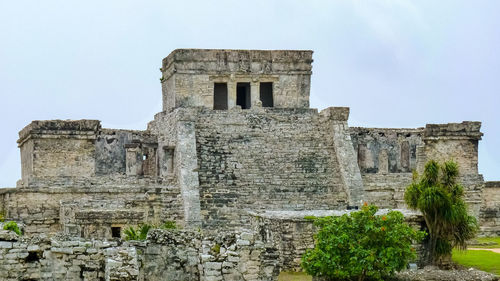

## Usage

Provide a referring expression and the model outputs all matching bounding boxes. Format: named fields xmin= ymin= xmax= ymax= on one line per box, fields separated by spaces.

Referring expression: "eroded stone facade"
xmin=0 ymin=49 xmax=497 ymax=280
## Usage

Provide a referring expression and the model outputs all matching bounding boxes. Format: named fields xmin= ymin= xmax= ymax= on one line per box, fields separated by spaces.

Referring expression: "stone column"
xmin=176 ymin=109 xmax=202 ymax=228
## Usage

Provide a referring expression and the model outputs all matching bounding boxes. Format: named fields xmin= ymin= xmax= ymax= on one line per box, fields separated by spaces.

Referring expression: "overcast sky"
xmin=0 ymin=0 xmax=498 ymax=187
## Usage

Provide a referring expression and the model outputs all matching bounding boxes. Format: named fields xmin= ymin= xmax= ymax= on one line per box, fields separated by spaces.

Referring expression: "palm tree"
xmin=404 ymin=160 xmax=478 ymax=266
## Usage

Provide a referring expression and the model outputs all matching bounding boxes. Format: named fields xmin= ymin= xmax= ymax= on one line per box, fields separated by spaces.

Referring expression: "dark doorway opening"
xmin=236 ymin=83 xmax=251 ymax=109
xmin=213 ymin=83 xmax=228 ymax=110
xmin=260 ymin=82 xmax=273 ymax=107
xmin=111 ymin=227 xmax=121 ymax=238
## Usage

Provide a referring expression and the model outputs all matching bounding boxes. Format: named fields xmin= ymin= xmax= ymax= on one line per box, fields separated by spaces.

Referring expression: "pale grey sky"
xmin=1 ymin=0 xmax=498 ymax=187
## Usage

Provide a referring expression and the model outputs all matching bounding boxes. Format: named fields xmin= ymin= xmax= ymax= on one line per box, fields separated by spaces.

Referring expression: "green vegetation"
xmin=452 ymin=249 xmax=500 ymax=276
xmin=278 ymin=272 xmax=312 ymax=281
xmin=301 ymin=204 xmax=424 ymax=281
xmin=159 ymin=220 xmax=177 ymax=230
xmin=303 ymin=216 xmax=316 ymax=221
xmin=0 ymin=211 xmax=5 ymax=222
xmin=405 ymin=160 xmax=478 ymax=265
xmin=123 ymin=220 xmax=178 ymax=241
xmin=211 ymin=243 xmax=221 ymax=254
xmin=124 ymin=224 xmax=153 ymax=241
xmin=3 ymin=221 xmax=21 ymax=235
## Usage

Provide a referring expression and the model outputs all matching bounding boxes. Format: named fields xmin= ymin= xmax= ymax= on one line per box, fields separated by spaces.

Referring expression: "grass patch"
xmin=471 ymin=237 xmax=500 ymax=248
xmin=452 ymin=249 xmax=500 ymax=276
xmin=278 ymin=272 xmax=312 ymax=281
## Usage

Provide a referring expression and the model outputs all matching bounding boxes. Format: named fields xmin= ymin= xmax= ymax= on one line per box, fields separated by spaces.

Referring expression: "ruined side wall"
xmin=95 ymin=129 xmax=156 ymax=176
xmin=17 ymin=120 xmax=101 ymax=186
xmin=0 ymin=184 xmax=182 ymax=237
xmin=350 ymin=123 xmax=484 ymax=215
xmin=0 ymin=235 xmax=139 ymax=281
xmin=0 ymin=229 xmax=280 ymax=281
xmin=480 ymin=181 xmax=500 ymax=236
xmin=419 ymin=122 xmax=482 ymax=175
xmin=350 ymin=127 xmax=424 ymax=174
xmin=142 ymin=230 xmax=280 ymax=281
xmin=161 ymin=49 xmax=312 ymax=111
xmin=350 ymin=127 xmax=423 ymax=207
xmin=195 ymin=108 xmax=348 ymax=230
xmin=17 ymin=120 xmax=161 ymax=187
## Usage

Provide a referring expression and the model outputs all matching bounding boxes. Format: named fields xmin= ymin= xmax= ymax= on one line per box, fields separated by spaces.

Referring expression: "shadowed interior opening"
xmin=236 ymin=83 xmax=251 ymax=109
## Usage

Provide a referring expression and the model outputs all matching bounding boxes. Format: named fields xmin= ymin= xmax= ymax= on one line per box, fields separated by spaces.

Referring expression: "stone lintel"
xmin=161 ymin=49 xmax=313 ymax=80
xmin=424 ymin=121 xmax=483 ymax=140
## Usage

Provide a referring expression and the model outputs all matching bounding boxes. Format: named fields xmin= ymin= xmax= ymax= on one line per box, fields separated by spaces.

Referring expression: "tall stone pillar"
xmin=176 ymin=109 xmax=202 ymax=228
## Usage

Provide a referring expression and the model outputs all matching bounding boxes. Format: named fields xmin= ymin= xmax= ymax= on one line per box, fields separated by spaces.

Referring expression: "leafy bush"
xmin=405 ymin=160 xmax=478 ymax=265
xmin=0 ymin=211 xmax=4 ymax=222
xmin=123 ymin=224 xmax=152 ymax=241
xmin=301 ymin=204 xmax=425 ymax=281
xmin=3 ymin=221 xmax=22 ymax=235
xmin=160 ymin=220 xmax=177 ymax=230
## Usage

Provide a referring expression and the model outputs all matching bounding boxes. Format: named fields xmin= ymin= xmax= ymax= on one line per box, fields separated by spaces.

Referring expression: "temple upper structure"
xmin=161 ymin=49 xmax=313 ymax=111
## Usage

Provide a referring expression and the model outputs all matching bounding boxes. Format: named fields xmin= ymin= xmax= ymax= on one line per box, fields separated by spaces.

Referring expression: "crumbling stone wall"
xmin=141 ymin=229 xmax=280 ymax=281
xmin=18 ymin=120 xmax=101 ymax=186
xmin=0 ymin=184 xmax=183 ymax=237
xmin=0 ymin=228 xmax=281 ymax=281
xmin=350 ymin=127 xmax=423 ymax=174
xmin=480 ymin=181 xmax=500 ymax=236
xmin=194 ymin=107 xmax=348 ymax=230
xmin=17 ymin=120 xmax=161 ymax=187
xmin=0 ymin=233 xmax=139 ymax=281
xmin=419 ymin=122 xmax=482 ymax=176
xmin=350 ymin=123 xmax=485 ymax=217
xmin=95 ymin=129 xmax=157 ymax=176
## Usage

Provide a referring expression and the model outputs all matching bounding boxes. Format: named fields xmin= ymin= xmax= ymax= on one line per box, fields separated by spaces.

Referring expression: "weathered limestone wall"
xmin=95 ymin=129 xmax=157 ymax=176
xmin=142 ymin=229 xmax=280 ymax=281
xmin=0 ymin=229 xmax=280 ymax=281
xmin=350 ymin=123 xmax=485 ymax=217
xmin=0 ymin=234 xmax=139 ymax=281
xmin=361 ymin=173 xmax=413 ymax=208
xmin=161 ymin=49 xmax=313 ymax=111
xmin=0 ymin=184 xmax=183 ymax=237
xmin=480 ymin=181 xmax=500 ymax=236
xmin=18 ymin=120 xmax=101 ymax=186
xmin=350 ymin=127 xmax=423 ymax=174
xmin=194 ymin=107 xmax=348 ymax=230
xmin=418 ymin=122 xmax=482 ymax=176
xmin=17 ymin=120 xmax=161 ymax=187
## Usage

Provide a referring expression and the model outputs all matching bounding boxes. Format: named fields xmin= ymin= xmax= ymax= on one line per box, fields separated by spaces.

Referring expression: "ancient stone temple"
xmin=0 ymin=49 xmax=498 ymax=280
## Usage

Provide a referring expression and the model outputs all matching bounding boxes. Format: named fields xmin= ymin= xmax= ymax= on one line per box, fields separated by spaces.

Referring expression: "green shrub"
xmin=160 ymin=220 xmax=177 ymax=230
xmin=301 ymin=204 xmax=425 ymax=281
xmin=0 ymin=211 xmax=5 ymax=222
xmin=3 ymin=221 xmax=21 ymax=236
xmin=123 ymin=224 xmax=152 ymax=241
xmin=405 ymin=160 xmax=478 ymax=265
